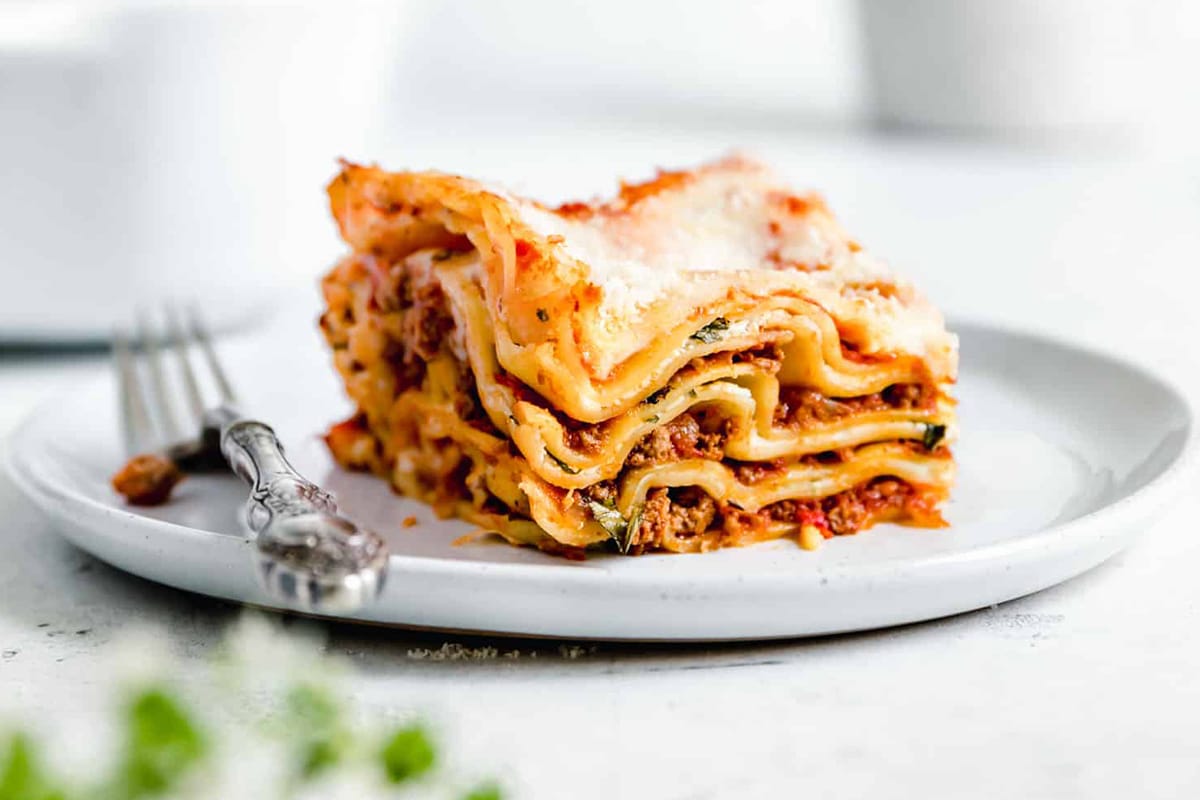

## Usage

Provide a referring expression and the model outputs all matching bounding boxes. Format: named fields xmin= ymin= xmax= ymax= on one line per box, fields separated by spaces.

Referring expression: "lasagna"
xmin=319 ymin=156 xmax=957 ymax=557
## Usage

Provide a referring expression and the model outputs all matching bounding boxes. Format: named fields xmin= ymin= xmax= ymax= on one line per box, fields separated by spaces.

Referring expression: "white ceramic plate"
xmin=5 ymin=321 xmax=1195 ymax=641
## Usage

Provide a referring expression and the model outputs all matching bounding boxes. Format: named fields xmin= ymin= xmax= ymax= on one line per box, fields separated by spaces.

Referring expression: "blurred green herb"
xmin=104 ymin=688 xmax=207 ymax=799
xmin=285 ymin=684 xmax=350 ymax=780
xmin=0 ymin=733 xmax=66 ymax=800
xmin=287 ymin=684 xmax=339 ymax=731
xmin=0 ymin=619 xmax=502 ymax=799
xmin=461 ymin=782 xmax=504 ymax=800
xmin=380 ymin=725 xmax=436 ymax=784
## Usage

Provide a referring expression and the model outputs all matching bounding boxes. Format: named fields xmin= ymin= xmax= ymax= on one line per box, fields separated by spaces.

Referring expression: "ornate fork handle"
xmin=221 ymin=419 xmax=389 ymax=613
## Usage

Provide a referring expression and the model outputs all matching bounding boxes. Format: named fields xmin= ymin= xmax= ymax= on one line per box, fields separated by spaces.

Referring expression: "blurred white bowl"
xmin=859 ymin=0 xmax=1153 ymax=138
xmin=0 ymin=1 xmax=404 ymax=341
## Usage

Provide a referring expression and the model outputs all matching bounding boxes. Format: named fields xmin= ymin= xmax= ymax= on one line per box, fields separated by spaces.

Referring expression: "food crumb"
xmin=406 ymin=642 xmax=536 ymax=661
xmin=557 ymin=645 xmax=596 ymax=660
xmin=111 ymin=453 xmax=184 ymax=506
xmin=402 ymin=642 xmax=596 ymax=661
xmin=407 ymin=643 xmax=499 ymax=661
xmin=402 ymin=516 xmax=418 ymax=528
xmin=451 ymin=530 xmax=493 ymax=547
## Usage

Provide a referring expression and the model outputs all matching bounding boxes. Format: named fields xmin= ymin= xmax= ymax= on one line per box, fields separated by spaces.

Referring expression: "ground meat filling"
xmin=729 ymin=459 xmax=790 ymax=484
xmin=630 ymin=478 xmax=930 ymax=550
xmin=774 ymin=383 xmax=932 ymax=429
xmin=580 ymin=480 xmax=618 ymax=507
xmin=561 ymin=419 xmax=609 ymax=456
xmin=563 ymin=378 xmax=936 ymax=465
xmin=403 ymin=277 xmax=456 ymax=364
xmin=392 ymin=257 xmax=496 ymax=430
xmin=369 ymin=256 xmax=459 ymax=392
xmin=321 ymin=253 xmax=456 ymax=397
xmin=635 ymin=487 xmax=718 ymax=549
xmin=625 ymin=411 xmax=726 ymax=468
xmin=622 ymin=382 xmax=932 ymax=475
xmin=822 ymin=478 xmax=913 ymax=534
xmin=724 ymin=343 xmax=785 ymax=372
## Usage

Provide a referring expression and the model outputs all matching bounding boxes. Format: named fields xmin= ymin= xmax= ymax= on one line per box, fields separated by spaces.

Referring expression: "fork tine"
xmin=136 ymin=310 xmax=182 ymax=444
xmin=164 ymin=306 xmax=206 ymax=424
xmin=187 ymin=306 xmax=238 ymax=405
xmin=113 ymin=329 xmax=156 ymax=456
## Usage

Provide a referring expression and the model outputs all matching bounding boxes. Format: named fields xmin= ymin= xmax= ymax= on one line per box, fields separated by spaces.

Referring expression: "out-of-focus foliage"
xmin=0 ymin=618 xmax=502 ymax=800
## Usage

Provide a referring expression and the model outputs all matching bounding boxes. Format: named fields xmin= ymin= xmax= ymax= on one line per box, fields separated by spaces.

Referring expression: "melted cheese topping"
xmin=328 ymin=154 xmax=957 ymax=386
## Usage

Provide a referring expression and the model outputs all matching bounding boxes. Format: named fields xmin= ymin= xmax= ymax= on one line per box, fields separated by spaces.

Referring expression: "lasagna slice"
xmin=320 ymin=156 xmax=957 ymax=557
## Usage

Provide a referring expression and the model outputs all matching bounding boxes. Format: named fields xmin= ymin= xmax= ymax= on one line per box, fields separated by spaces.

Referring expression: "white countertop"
xmin=2 ymin=133 xmax=1199 ymax=798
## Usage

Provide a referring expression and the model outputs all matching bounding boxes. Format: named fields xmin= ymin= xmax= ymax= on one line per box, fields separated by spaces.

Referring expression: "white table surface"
xmin=2 ymin=130 xmax=1199 ymax=798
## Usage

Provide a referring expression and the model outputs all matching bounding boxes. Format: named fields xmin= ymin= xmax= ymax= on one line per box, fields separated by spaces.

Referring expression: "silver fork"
xmin=113 ymin=307 xmax=389 ymax=613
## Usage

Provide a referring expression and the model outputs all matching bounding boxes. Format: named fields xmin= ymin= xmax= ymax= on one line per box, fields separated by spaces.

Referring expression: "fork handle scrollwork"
xmin=221 ymin=419 xmax=389 ymax=613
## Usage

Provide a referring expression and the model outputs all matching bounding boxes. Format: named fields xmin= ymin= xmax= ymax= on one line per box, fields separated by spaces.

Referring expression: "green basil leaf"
xmin=690 ymin=317 xmax=730 ymax=344
xmin=545 ymin=449 xmax=580 ymax=474
xmin=922 ymin=423 xmax=947 ymax=450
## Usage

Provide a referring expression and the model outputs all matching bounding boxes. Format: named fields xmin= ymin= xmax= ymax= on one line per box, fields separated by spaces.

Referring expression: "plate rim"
xmin=5 ymin=320 xmax=1198 ymax=608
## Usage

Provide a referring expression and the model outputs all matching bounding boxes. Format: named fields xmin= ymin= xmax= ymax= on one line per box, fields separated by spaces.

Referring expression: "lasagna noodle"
xmin=434 ymin=257 xmax=953 ymax=489
xmin=320 ymin=157 xmax=958 ymax=555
